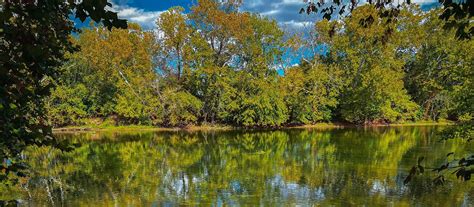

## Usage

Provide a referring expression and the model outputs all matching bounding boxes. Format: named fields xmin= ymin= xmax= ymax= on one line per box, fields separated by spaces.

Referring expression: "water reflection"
xmin=2 ymin=127 xmax=473 ymax=206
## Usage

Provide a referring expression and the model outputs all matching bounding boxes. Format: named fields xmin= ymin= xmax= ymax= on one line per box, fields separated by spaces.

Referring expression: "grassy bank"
xmin=287 ymin=120 xmax=454 ymax=129
xmin=384 ymin=120 xmax=455 ymax=126
xmin=52 ymin=124 xmax=235 ymax=133
xmin=52 ymin=120 xmax=454 ymax=133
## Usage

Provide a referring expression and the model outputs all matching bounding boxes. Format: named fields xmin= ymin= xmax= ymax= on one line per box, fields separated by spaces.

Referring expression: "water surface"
xmin=3 ymin=126 xmax=473 ymax=206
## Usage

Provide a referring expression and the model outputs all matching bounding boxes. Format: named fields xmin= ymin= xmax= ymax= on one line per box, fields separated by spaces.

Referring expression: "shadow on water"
xmin=1 ymin=126 xmax=473 ymax=206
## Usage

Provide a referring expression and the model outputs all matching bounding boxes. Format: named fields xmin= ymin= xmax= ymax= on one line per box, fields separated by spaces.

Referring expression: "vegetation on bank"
xmin=45 ymin=2 xmax=473 ymax=128
xmin=51 ymin=119 xmax=454 ymax=133
xmin=52 ymin=123 xmax=235 ymax=132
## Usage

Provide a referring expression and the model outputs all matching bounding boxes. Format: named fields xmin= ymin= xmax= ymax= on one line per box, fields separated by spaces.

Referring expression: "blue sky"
xmin=108 ymin=0 xmax=440 ymax=30
xmin=104 ymin=0 xmax=440 ymax=75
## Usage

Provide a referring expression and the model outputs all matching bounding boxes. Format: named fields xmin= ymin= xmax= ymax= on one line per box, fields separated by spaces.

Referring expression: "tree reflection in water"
xmin=1 ymin=127 xmax=472 ymax=206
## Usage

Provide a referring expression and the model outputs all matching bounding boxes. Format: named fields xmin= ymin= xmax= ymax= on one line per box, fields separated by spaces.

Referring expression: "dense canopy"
xmin=44 ymin=1 xmax=472 ymax=127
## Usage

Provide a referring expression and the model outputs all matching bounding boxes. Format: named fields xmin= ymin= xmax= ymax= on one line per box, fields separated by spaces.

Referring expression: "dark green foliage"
xmin=0 ymin=0 xmax=126 ymax=182
xmin=301 ymin=0 xmax=473 ymax=39
xmin=439 ymin=0 xmax=473 ymax=39
xmin=72 ymin=0 xmax=127 ymax=30
xmin=1 ymin=1 xmax=73 ymax=181
xmin=405 ymin=138 xmax=474 ymax=185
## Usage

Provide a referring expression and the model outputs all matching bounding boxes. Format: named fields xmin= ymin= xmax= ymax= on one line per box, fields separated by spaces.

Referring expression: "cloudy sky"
xmin=109 ymin=0 xmax=440 ymax=30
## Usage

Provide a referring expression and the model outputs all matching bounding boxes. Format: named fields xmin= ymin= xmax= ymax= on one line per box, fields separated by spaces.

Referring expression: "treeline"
xmin=45 ymin=1 xmax=473 ymax=127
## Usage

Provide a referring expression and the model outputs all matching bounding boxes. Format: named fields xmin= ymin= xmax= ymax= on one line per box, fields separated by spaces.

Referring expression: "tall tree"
xmin=48 ymin=23 xmax=161 ymax=125
xmin=283 ymin=62 xmax=342 ymax=124
xmin=402 ymin=10 xmax=474 ymax=120
xmin=156 ymin=6 xmax=191 ymax=81
xmin=316 ymin=5 xmax=418 ymax=124
xmin=188 ymin=0 xmax=252 ymax=68
xmin=231 ymin=14 xmax=288 ymax=126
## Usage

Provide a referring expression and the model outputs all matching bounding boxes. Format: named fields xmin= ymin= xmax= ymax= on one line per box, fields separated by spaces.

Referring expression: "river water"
xmin=3 ymin=126 xmax=473 ymax=206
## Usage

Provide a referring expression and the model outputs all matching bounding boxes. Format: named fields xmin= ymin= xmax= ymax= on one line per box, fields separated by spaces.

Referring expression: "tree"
xmin=229 ymin=14 xmax=289 ymax=127
xmin=186 ymin=66 xmax=238 ymax=124
xmin=300 ymin=0 xmax=473 ymax=39
xmin=162 ymin=89 xmax=203 ymax=127
xmin=188 ymin=0 xmax=253 ymax=68
xmin=45 ymin=84 xmax=88 ymax=126
xmin=50 ymin=23 xmax=162 ymax=125
xmin=403 ymin=10 xmax=473 ymax=120
xmin=0 ymin=0 xmax=126 ymax=187
xmin=282 ymin=62 xmax=342 ymax=124
xmin=315 ymin=5 xmax=418 ymax=124
xmin=181 ymin=0 xmax=251 ymax=124
xmin=183 ymin=1 xmax=289 ymax=127
xmin=156 ymin=6 xmax=191 ymax=81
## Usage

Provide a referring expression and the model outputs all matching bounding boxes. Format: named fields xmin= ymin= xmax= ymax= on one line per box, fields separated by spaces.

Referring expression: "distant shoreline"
xmin=52 ymin=121 xmax=454 ymax=133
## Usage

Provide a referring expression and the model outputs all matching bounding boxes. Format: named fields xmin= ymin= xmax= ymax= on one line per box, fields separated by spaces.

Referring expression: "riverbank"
xmin=52 ymin=124 xmax=233 ymax=133
xmin=284 ymin=120 xmax=454 ymax=129
xmin=52 ymin=121 xmax=454 ymax=133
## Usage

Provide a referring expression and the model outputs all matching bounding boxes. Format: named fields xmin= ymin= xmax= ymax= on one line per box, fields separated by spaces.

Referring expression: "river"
xmin=2 ymin=126 xmax=473 ymax=206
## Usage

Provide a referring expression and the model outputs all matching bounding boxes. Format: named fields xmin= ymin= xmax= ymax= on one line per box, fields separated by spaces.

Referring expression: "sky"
xmin=100 ymin=0 xmax=440 ymax=75
xmin=107 ymin=0 xmax=440 ymax=30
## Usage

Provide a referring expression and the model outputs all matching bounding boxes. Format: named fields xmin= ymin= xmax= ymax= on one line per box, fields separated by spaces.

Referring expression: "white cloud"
xmin=241 ymin=0 xmax=313 ymax=32
xmin=110 ymin=1 xmax=164 ymax=30
xmin=108 ymin=0 xmax=440 ymax=31
xmin=280 ymin=20 xmax=314 ymax=29
xmin=241 ymin=0 xmax=440 ymax=33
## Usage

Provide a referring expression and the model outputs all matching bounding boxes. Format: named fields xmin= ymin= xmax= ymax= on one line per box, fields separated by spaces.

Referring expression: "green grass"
xmin=386 ymin=120 xmax=454 ymax=126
